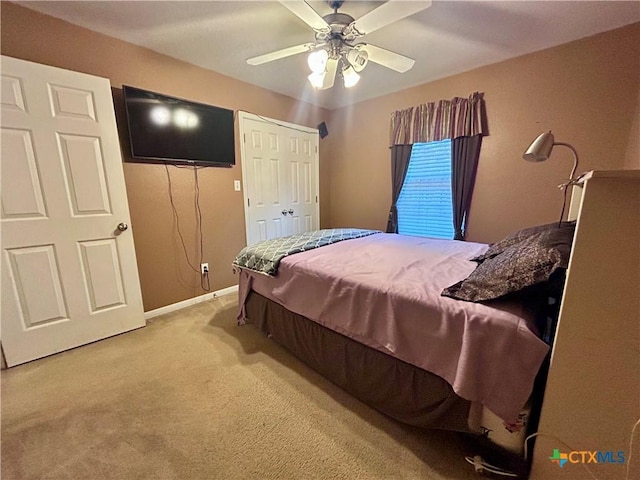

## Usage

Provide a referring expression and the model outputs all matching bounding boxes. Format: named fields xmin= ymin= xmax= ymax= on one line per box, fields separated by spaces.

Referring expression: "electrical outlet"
xmin=234 ymin=180 xmax=241 ymax=191
xmin=200 ymin=263 xmax=209 ymax=275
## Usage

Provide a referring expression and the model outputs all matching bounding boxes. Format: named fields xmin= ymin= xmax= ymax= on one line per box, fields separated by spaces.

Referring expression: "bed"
xmin=233 ymin=225 xmax=574 ymax=457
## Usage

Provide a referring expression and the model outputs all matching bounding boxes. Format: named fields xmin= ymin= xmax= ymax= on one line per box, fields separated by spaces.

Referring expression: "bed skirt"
xmin=244 ymin=290 xmax=473 ymax=433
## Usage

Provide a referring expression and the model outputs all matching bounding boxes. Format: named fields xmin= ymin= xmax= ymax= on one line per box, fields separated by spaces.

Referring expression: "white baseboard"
xmin=144 ymin=285 xmax=238 ymax=320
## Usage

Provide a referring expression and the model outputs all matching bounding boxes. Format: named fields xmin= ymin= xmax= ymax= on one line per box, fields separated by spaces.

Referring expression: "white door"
xmin=1 ymin=56 xmax=145 ymax=367
xmin=239 ymin=112 xmax=319 ymax=246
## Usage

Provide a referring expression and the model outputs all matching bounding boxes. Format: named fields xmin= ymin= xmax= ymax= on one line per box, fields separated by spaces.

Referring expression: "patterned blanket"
xmin=233 ymin=228 xmax=381 ymax=276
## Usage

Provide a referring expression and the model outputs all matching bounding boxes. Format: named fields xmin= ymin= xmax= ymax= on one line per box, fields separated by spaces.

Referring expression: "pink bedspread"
xmin=237 ymin=233 xmax=549 ymax=423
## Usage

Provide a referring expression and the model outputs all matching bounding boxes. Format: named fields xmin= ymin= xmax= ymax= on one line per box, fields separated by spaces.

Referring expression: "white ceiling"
xmin=17 ymin=1 xmax=640 ymax=110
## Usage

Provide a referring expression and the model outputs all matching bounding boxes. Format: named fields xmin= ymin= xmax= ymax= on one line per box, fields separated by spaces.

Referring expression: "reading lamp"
xmin=523 ymin=131 xmax=583 ymax=223
xmin=522 ymin=131 xmax=581 ymax=190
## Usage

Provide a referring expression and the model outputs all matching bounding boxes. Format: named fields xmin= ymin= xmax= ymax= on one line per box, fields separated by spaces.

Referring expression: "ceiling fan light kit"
xmin=347 ymin=47 xmax=368 ymax=73
xmin=308 ymin=49 xmax=329 ymax=73
xmin=342 ymin=65 xmax=360 ymax=88
xmin=308 ymin=71 xmax=325 ymax=89
xmin=247 ymin=0 xmax=432 ymax=90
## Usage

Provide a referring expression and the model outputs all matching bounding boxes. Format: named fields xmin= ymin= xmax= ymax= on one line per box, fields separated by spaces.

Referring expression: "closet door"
xmin=1 ymin=56 xmax=145 ymax=366
xmin=286 ymin=128 xmax=318 ymax=236
xmin=239 ymin=112 xmax=319 ymax=246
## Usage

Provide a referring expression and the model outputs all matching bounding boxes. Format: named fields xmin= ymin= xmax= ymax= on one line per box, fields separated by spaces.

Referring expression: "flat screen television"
xmin=122 ymin=85 xmax=235 ymax=166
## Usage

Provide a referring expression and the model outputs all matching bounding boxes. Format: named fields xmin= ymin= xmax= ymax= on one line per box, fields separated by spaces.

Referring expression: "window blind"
xmin=397 ymin=140 xmax=454 ymax=239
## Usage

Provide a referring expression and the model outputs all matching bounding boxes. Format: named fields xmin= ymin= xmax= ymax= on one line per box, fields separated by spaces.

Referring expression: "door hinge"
xmin=243 ymin=133 xmax=246 ymax=143
xmin=316 ymin=196 xmax=318 ymax=203
xmin=247 ymin=198 xmax=250 ymax=207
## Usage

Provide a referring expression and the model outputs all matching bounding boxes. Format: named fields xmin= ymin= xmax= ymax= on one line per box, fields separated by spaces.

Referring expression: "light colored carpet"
xmin=1 ymin=294 xmax=479 ymax=479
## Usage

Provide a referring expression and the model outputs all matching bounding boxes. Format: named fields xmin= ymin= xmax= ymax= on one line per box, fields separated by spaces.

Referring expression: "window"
xmin=397 ymin=139 xmax=454 ymax=239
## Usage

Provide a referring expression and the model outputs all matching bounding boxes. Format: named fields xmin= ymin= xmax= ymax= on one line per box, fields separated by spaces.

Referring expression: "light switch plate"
xmin=234 ymin=180 xmax=241 ymax=191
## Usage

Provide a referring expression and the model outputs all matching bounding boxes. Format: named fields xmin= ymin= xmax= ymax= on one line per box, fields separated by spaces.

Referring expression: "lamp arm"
xmin=553 ymin=142 xmax=579 ymax=180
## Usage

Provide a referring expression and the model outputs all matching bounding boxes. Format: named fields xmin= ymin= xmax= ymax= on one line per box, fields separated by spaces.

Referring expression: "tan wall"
xmin=625 ymin=90 xmax=640 ymax=169
xmin=1 ymin=2 xmax=333 ymax=311
xmin=327 ymin=23 xmax=640 ymax=243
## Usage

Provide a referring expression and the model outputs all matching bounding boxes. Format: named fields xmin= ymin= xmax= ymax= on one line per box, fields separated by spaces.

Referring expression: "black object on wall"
xmin=318 ymin=122 xmax=329 ymax=139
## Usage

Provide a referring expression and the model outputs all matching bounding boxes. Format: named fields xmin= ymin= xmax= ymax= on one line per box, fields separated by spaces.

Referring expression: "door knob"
xmin=288 ymin=209 xmax=294 ymax=215
xmin=117 ymin=222 xmax=129 ymax=231
xmin=281 ymin=210 xmax=288 ymax=216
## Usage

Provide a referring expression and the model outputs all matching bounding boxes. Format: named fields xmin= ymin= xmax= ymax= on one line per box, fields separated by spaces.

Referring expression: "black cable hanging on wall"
xmin=164 ymin=162 xmax=210 ymax=292
xmin=193 ymin=166 xmax=210 ymax=292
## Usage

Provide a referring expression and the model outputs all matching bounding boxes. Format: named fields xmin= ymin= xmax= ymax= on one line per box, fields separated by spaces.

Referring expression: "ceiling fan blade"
xmin=350 ymin=0 xmax=432 ymax=36
xmin=361 ymin=44 xmax=415 ymax=73
xmin=319 ymin=58 xmax=338 ymax=90
xmin=247 ymin=43 xmax=315 ymax=66
xmin=278 ymin=0 xmax=330 ymax=32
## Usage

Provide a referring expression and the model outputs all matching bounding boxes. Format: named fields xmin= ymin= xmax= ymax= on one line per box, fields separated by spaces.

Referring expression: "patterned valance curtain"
xmin=389 ymin=92 xmax=486 ymax=146
xmin=387 ymin=92 xmax=487 ymax=238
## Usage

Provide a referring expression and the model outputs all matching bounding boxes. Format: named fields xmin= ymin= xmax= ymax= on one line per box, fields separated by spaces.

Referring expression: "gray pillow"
xmin=472 ymin=221 xmax=576 ymax=263
xmin=442 ymin=223 xmax=576 ymax=302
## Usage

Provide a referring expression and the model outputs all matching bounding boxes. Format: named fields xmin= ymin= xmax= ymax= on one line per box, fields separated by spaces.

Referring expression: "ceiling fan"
xmin=247 ymin=0 xmax=432 ymax=90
